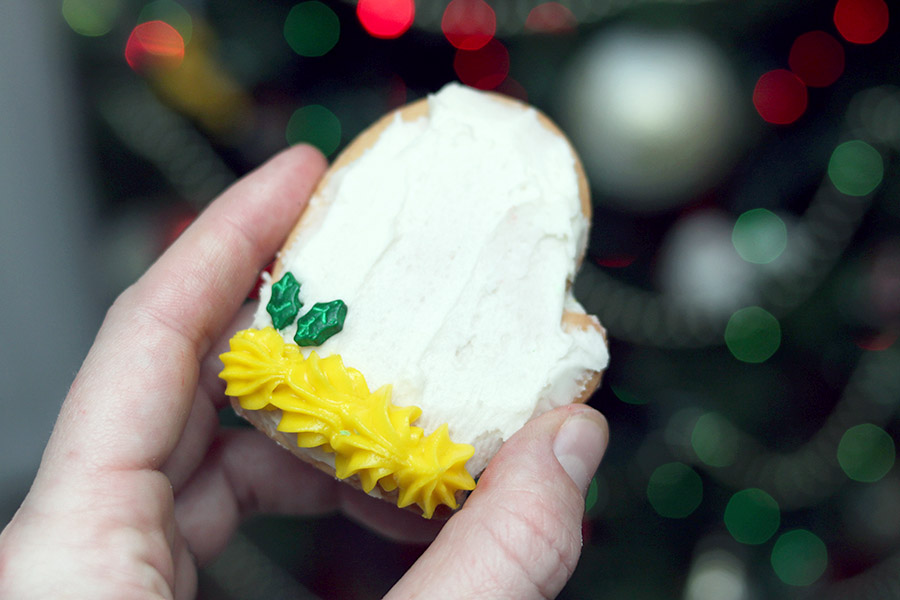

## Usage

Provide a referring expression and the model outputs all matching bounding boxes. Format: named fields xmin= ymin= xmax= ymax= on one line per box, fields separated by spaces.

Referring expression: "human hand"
xmin=0 ymin=144 xmax=609 ymax=600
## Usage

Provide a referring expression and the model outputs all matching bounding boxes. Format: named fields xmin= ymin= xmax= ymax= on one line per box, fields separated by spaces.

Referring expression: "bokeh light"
xmin=524 ymin=2 xmax=577 ymax=34
xmin=357 ymin=0 xmax=415 ymax=40
xmin=62 ymin=0 xmax=120 ymax=37
xmin=611 ymin=384 xmax=646 ymax=405
xmin=837 ymin=423 xmax=895 ymax=482
xmin=647 ymin=462 xmax=703 ymax=518
xmin=732 ymin=208 xmax=787 ymax=264
xmin=493 ymin=77 xmax=528 ymax=102
xmin=138 ymin=0 xmax=192 ymax=45
xmin=453 ymin=39 xmax=509 ymax=90
xmin=724 ymin=307 xmax=781 ymax=363
xmin=658 ymin=212 xmax=756 ymax=315
xmin=789 ymin=31 xmax=844 ymax=87
xmin=848 ymin=86 xmax=900 ymax=145
xmin=386 ymin=73 xmax=409 ymax=110
xmin=684 ymin=549 xmax=749 ymax=600
xmin=585 ymin=477 xmax=599 ymax=513
xmin=585 ymin=475 xmax=609 ymax=520
xmin=441 ymin=0 xmax=496 ymax=51
xmin=286 ymin=105 xmax=341 ymax=157
xmin=595 ymin=254 xmax=637 ymax=268
xmin=857 ymin=331 xmax=899 ymax=351
xmin=753 ymin=69 xmax=808 ymax=125
xmin=161 ymin=209 xmax=197 ymax=249
xmin=834 ymin=0 xmax=890 ymax=45
xmin=284 ymin=1 xmax=340 ymax=57
xmin=827 ymin=140 xmax=884 ymax=196
xmin=561 ymin=28 xmax=743 ymax=209
xmin=770 ymin=529 xmax=828 ymax=586
xmin=691 ymin=412 xmax=738 ymax=467
xmin=724 ymin=488 xmax=781 ymax=545
xmin=125 ymin=20 xmax=185 ymax=73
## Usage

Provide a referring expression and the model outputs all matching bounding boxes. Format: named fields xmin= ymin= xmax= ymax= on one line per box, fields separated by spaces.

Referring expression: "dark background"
xmin=1 ymin=0 xmax=899 ymax=598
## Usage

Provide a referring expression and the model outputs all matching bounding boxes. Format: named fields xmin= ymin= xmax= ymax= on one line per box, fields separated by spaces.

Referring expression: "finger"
xmin=162 ymin=303 xmax=257 ymax=492
xmin=172 ymin=531 xmax=198 ymax=600
xmin=125 ymin=144 xmax=326 ymax=358
xmin=338 ymin=483 xmax=444 ymax=545
xmin=45 ymin=145 xmax=327 ymax=475
xmin=159 ymin=390 xmax=219 ymax=492
xmin=199 ymin=302 xmax=258 ymax=413
xmin=385 ymin=405 xmax=609 ymax=600
xmin=174 ymin=428 xmax=443 ymax=563
xmin=174 ymin=429 xmax=339 ymax=564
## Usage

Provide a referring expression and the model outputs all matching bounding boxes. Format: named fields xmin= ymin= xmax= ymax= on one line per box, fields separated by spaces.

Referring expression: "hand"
xmin=0 ymin=145 xmax=609 ymax=600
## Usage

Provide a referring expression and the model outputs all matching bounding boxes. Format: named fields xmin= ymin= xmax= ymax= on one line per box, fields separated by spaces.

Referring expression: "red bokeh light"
xmin=594 ymin=255 xmax=637 ymax=268
xmin=856 ymin=330 xmax=898 ymax=351
xmin=160 ymin=210 xmax=196 ymax=250
xmin=125 ymin=20 xmax=185 ymax=73
xmin=753 ymin=69 xmax=808 ymax=125
xmin=493 ymin=77 xmax=528 ymax=103
xmin=387 ymin=73 xmax=408 ymax=110
xmin=453 ymin=38 xmax=510 ymax=90
xmin=441 ymin=0 xmax=496 ymax=51
xmin=524 ymin=2 xmax=577 ymax=34
xmin=248 ymin=261 xmax=276 ymax=301
xmin=789 ymin=31 xmax=845 ymax=87
xmin=834 ymin=0 xmax=889 ymax=44
xmin=357 ymin=0 xmax=415 ymax=40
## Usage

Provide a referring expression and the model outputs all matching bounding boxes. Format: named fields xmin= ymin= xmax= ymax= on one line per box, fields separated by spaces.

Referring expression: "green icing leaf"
xmin=266 ymin=272 xmax=303 ymax=330
xmin=294 ymin=300 xmax=347 ymax=346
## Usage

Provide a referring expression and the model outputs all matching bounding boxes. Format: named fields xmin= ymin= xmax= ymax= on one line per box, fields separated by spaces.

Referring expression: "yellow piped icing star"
xmin=219 ymin=327 xmax=476 ymax=518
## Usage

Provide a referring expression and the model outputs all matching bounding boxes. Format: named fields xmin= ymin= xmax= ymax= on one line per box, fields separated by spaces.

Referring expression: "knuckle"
xmin=479 ymin=488 xmax=582 ymax=599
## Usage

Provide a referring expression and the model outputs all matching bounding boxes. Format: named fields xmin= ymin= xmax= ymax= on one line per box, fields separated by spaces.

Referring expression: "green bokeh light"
xmin=62 ymin=0 xmax=121 ymax=37
xmin=585 ymin=475 xmax=610 ymax=519
xmin=647 ymin=462 xmax=703 ymax=519
xmin=286 ymin=104 xmax=342 ymax=156
xmin=724 ymin=306 xmax=781 ymax=363
xmin=732 ymin=208 xmax=787 ymax=264
xmin=691 ymin=412 xmax=738 ymax=467
xmin=138 ymin=0 xmax=193 ymax=45
xmin=284 ymin=1 xmax=340 ymax=57
xmin=585 ymin=477 xmax=599 ymax=513
xmin=724 ymin=488 xmax=780 ymax=545
xmin=771 ymin=529 xmax=827 ymax=586
xmin=837 ymin=423 xmax=895 ymax=483
xmin=611 ymin=384 xmax=646 ymax=405
xmin=828 ymin=140 xmax=883 ymax=197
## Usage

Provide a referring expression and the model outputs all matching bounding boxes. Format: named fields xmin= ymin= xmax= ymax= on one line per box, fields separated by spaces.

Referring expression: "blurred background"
xmin=1 ymin=0 xmax=898 ymax=597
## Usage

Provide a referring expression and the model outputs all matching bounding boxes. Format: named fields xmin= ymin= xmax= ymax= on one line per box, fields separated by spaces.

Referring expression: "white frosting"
xmin=254 ymin=83 xmax=608 ymax=476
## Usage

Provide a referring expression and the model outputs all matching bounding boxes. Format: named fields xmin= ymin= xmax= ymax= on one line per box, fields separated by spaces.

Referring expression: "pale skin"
xmin=0 ymin=145 xmax=609 ymax=600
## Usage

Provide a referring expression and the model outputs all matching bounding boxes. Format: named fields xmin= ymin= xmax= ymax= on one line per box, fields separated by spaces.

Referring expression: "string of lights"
xmin=594 ymin=3 xmax=896 ymax=590
xmin=372 ymin=0 xmax=720 ymax=36
xmin=97 ymin=78 xmax=236 ymax=209
xmin=577 ymin=98 xmax=890 ymax=349
xmin=674 ymin=346 xmax=900 ymax=509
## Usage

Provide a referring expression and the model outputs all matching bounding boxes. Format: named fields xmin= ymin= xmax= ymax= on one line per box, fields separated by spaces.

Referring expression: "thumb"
xmin=386 ymin=404 xmax=609 ymax=600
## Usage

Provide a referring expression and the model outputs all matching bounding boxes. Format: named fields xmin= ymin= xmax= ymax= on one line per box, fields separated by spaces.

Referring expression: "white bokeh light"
xmin=562 ymin=26 xmax=744 ymax=212
xmin=657 ymin=211 xmax=756 ymax=316
xmin=684 ymin=548 xmax=749 ymax=600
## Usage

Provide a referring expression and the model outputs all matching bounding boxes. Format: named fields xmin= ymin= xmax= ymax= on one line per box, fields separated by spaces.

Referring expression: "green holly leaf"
xmin=294 ymin=300 xmax=347 ymax=346
xmin=266 ymin=271 xmax=302 ymax=330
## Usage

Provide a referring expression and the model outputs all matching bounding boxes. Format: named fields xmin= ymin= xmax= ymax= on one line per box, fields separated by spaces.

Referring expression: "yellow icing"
xmin=219 ymin=327 xmax=476 ymax=518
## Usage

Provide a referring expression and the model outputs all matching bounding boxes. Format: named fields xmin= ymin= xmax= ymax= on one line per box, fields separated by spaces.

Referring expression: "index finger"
xmin=46 ymin=144 xmax=327 ymax=474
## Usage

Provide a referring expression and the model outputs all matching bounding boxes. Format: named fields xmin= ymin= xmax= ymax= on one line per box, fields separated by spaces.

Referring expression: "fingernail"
xmin=553 ymin=414 xmax=607 ymax=495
